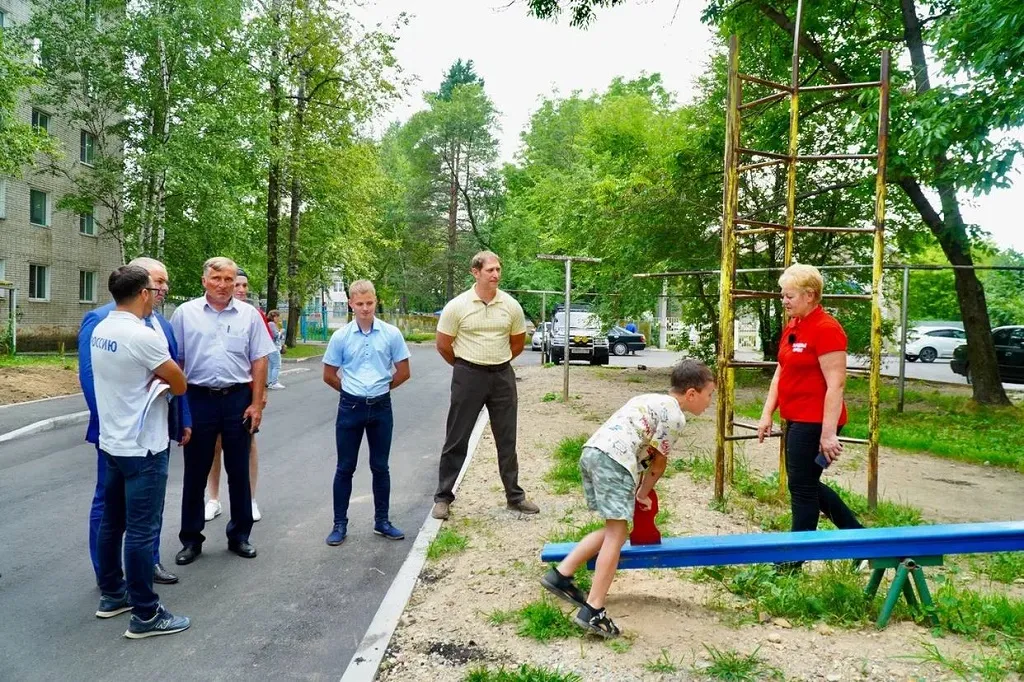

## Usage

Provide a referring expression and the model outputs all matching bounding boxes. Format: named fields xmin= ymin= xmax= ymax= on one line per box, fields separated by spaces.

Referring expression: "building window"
xmin=31 ymin=38 xmax=42 ymax=67
xmin=29 ymin=189 xmax=49 ymax=226
xmin=0 ymin=10 xmax=6 ymax=29
xmin=0 ymin=260 xmax=6 ymax=299
xmin=32 ymin=109 xmax=50 ymax=133
xmin=80 ymin=130 xmax=96 ymax=165
xmin=0 ymin=178 xmax=6 ymax=219
xmin=80 ymin=210 xmax=96 ymax=235
xmin=29 ymin=264 xmax=50 ymax=301
xmin=79 ymin=271 xmax=96 ymax=303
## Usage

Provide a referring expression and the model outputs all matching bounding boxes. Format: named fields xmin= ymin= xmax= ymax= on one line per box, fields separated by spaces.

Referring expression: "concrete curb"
xmin=0 ymin=392 xmax=84 ymax=410
xmin=0 ymin=410 xmax=90 ymax=444
xmin=339 ymin=409 xmax=490 ymax=682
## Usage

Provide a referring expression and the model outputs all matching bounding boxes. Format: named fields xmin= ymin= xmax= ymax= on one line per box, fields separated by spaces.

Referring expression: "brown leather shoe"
xmin=431 ymin=501 xmax=450 ymax=520
xmin=507 ymin=499 xmax=540 ymax=514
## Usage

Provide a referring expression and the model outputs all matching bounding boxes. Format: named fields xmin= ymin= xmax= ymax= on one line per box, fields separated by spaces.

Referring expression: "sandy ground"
xmin=372 ymin=364 xmax=1022 ymax=682
xmin=0 ymin=365 xmax=80 ymax=405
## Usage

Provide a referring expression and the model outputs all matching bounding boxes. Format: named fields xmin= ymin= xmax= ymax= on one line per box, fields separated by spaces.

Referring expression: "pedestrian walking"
xmin=431 ymin=251 xmax=538 ymax=520
xmin=321 ymin=280 xmax=411 ymax=546
xmin=90 ymin=265 xmax=191 ymax=638
xmin=170 ymin=257 xmax=276 ymax=565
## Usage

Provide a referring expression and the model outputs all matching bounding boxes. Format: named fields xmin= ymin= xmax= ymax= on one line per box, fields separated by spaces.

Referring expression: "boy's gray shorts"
xmin=579 ymin=446 xmax=636 ymax=521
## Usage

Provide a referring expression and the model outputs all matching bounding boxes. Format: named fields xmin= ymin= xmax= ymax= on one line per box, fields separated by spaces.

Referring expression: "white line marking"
xmin=339 ymin=408 xmax=489 ymax=682
xmin=0 ymin=392 xmax=84 ymax=410
xmin=279 ymin=367 xmax=311 ymax=376
xmin=0 ymin=410 xmax=90 ymax=444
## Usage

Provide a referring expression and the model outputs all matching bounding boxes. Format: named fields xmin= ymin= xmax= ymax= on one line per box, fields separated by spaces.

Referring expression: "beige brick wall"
xmin=0 ymin=0 xmax=123 ymax=343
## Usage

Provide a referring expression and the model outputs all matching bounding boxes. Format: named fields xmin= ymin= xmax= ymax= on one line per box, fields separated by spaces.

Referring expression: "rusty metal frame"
xmin=714 ymin=0 xmax=891 ymax=509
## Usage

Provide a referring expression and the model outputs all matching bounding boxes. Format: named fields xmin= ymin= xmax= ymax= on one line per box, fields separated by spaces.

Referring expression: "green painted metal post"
xmin=864 ymin=568 xmax=885 ymax=600
xmin=877 ymin=564 xmax=910 ymax=629
xmin=911 ymin=567 xmax=939 ymax=626
xmin=901 ymin=571 xmax=920 ymax=612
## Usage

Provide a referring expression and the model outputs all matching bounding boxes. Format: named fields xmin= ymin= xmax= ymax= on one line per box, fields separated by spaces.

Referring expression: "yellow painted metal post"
xmin=867 ymin=50 xmax=891 ymax=510
xmin=715 ymin=35 xmax=741 ymax=502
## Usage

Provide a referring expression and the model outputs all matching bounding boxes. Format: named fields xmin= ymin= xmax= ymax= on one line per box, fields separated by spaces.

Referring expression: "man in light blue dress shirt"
xmin=321 ymin=280 xmax=411 ymax=546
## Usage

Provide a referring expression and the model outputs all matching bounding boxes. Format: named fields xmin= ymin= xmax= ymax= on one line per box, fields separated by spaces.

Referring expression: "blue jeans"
xmin=268 ymin=350 xmax=282 ymax=385
xmin=97 ymin=448 xmax=170 ymax=620
xmin=334 ymin=392 xmax=394 ymax=526
xmin=90 ymin=445 xmax=162 ymax=580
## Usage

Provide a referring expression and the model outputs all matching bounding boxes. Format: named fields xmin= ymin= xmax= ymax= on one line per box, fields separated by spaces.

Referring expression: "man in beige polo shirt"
xmin=431 ymin=251 xmax=540 ymax=520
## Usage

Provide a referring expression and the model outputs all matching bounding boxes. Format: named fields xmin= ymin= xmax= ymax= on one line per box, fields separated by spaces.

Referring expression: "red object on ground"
xmin=630 ymin=488 xmax=662 ymax=545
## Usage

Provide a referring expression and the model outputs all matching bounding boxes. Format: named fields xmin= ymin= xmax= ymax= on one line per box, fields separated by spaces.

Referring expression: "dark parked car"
xmin=607 ymin=326 xmax=646 ymax=356
xmin=950 ymin=325 xmax=1024 ymax=384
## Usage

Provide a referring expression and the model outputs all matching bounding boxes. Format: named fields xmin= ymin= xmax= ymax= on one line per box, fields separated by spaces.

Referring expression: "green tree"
xmin=0 ymin=27 xmax=54 ymax=176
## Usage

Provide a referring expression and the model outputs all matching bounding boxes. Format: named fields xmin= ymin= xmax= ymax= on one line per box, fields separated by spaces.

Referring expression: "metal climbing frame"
xmin=715 ymin=8 xmax=891 ymax=509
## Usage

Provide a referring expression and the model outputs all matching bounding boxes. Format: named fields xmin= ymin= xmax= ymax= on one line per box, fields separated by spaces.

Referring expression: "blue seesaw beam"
xmin=540 ymin=521 xmax=1024 ymax=570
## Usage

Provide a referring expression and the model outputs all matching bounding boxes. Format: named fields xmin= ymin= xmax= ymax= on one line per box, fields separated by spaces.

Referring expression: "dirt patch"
xmin=0 ymin=365 xmax=81 ymax=405
xmin=378 ymin=365 xmax=1022 ymax=682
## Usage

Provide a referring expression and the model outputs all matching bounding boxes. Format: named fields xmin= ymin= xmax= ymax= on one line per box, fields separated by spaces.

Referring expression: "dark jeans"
xmin=333 ymin=391 xmax=394 ymax=526
xmin=785 ymin=422 xmax=864 ymax=532
xmin=435 ymin=360 xmax=524 ymax=505
xmin=180 ymin=385 xmax=254 ymax=547
xmin=97 ymin=448 xmax=169 ymax=620
xmin=90 ymin=445 xmax=161 ymax=581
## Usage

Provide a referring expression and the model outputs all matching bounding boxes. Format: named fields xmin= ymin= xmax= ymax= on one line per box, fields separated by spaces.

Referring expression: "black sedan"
xmin=607 ymin=326 xmax=646 ymax=356
xmin=950 ymin=325 xmax=1024 ymax=384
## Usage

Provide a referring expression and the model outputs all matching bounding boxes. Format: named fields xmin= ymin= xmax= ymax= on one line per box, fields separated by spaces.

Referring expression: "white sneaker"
xmin=204 ymin=499 xmax=222 ymax=522
xmin=252 ymin=500 xmax=262 ymax=522
xmin=267 ymin=382 xmax=286 ymax=390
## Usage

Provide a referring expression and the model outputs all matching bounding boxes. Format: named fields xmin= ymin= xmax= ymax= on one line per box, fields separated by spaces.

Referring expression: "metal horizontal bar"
xmin=822 ymin=293 xmax=873 ymax=301
xmin=792 ymin=226 xmax=877 ymax=234
xmin=726 ymin=432 xmax=781 ymax=442
xmin=632 ymin=264 xmax=1024 ymax=278
xmin=732 ymin=421 xmax=760 ymax=432
xmin=798 ymin=81 xmax=882 ymax=93
xmin=735 ymin=218 xmax=787 ymax=230
xmin=737 ymin=147 xmax=790 ymax=161
xmin=540 ymin=521 xmax=1024 ymax=570
xmin=738 ymin=74 xmax=792 ymax=92
xmin=733 ymin=289 xmax=780 ymax=300
xmin=728 ymin=361 xmax=778 ymax=369
xmin=796 ymin=153 xmax=878 ymax=162
xmin=739 ymin=91 xmax=789 ymax=111
xmin=536 ymin=254 xmax=602 ymax=263
xmin=839 ymin=436 xmax=870 ymax=445
xmin=737 ymin=159 xmax=787 ymax=173
xmin=736 ymin=228 xmax=782 ymax=236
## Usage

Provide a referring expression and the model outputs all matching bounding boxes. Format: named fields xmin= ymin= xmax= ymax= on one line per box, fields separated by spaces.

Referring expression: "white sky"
xmin=355 ymin=0 xmax=1024 ymax=254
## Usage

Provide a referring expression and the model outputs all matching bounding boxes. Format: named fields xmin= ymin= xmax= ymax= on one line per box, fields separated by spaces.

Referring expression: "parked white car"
xmin=532 ymin=322 xmax=551 ymax=351
xmin=905 ymin=326 xmax=967 ymax=363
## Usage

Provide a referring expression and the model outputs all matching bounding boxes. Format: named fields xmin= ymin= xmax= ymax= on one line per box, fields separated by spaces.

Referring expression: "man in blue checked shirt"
xmin=321 ymin=280 xmax=411 ymax=547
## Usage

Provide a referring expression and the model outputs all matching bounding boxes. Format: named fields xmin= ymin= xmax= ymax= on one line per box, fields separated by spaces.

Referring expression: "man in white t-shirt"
xmin=91 ymin=265 xmax=192 ymax=639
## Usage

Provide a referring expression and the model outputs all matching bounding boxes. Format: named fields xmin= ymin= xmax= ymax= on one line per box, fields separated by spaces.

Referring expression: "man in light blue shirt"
xmin=321 ymin=280 xmax=411 ymax=546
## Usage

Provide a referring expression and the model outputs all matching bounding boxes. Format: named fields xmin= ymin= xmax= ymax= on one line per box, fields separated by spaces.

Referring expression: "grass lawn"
xmin=0 ymin=353 xmax=77 ymax=370
xmin=735 ymin=373 xmax=1024 ymax=472
xmin=282 ymin=343 xmax=327 ymax=360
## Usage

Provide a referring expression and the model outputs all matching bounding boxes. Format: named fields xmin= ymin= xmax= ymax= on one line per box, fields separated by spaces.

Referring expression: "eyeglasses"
xmin=145 ymin=287 xmax=163 ymax=295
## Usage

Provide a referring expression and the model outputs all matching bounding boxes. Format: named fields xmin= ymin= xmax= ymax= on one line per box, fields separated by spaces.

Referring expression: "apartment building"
xmin=0 ymin=0 xmax=122 ymax=350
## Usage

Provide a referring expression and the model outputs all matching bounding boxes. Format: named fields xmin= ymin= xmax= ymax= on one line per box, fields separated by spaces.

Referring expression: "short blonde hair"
xmin=471 ymin=251 xmax=500 ymax=271
xmin=203 ymin=256 xmax=238 ymax=277
xmin=348 ymin=279 xmax=376 ymax=298
xmin=778 ymin=263 xmax=823 ymax=300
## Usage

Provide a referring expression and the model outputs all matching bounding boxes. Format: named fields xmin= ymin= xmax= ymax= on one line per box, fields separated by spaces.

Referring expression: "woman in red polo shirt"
xmin=757 ymin=263 xmax=864 ymax=535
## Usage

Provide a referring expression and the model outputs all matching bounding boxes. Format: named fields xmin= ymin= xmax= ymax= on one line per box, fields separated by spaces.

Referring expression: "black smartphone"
xmin=242 ymin=416 xmax=259 ymax=434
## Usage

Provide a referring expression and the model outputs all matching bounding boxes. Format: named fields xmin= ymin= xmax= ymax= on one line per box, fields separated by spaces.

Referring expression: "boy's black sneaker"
xmin=540 ymin=568 xmax=588 ymax=609
xmin=573 ymin=603 xmax=621 ymax=639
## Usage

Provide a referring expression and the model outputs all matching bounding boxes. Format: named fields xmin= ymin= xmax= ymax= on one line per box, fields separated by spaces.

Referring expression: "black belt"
xmin=188 ymin=383 xmax=248 ymax=396
xmin=455 ymin=358 xmax=510 ymax=373
xmin=341 ymin=390 xmax=391 ymax=405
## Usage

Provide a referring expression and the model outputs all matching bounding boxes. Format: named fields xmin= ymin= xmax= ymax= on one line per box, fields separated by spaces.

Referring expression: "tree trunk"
xmin=445 ymin=142 xmax=460 ymax=300
xmin=285 ymin=76 xmax=305 ymax=348
xmin=265 ymin=0 xmax=283 ymax=311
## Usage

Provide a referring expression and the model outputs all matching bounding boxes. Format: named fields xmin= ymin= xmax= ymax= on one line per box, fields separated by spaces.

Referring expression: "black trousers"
xmin=785 ymin=421 xmax=863 ymax=532
xmin=435 ymin=360 xmax=525 ymax=505
xmin=179 ymin=384 xmax=254 ymax=546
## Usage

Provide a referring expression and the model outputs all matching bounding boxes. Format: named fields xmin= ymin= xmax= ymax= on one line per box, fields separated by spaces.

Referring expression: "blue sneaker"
xmin=96 ymin=592 xmax=132 ymax=619
xmin=326 ymin=524 xmax=347 ymax=546
xmin=124 ymin=605 xmax=191 ymax=639
xmin=373 ymin=520 xmax=405 ymax=541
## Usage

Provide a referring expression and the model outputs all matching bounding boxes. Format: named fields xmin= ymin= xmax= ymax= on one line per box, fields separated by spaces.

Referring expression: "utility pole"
xmin=537 ymin=254 xmax=602 ymax=402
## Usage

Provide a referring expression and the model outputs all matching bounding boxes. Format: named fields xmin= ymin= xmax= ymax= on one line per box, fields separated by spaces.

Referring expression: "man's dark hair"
xmin=670 ymin=359 xmax=715 ymax=394
xmin=108 ymin=265 xmax=150 ymax=304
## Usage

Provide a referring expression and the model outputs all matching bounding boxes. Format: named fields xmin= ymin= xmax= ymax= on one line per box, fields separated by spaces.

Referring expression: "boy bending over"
xmin=541 ymin=359 xmax=715 ymax=637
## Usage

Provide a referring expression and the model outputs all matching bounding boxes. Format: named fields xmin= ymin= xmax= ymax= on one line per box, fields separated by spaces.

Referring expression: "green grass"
xmin=701 ymin=645 xmax=783 ymax=681
xmin=643 ymin=649 xmax=682 ymax=673
xmin=403 ymin=331 xmax=435 ymax=343
xmin=464 ymin=664 xmax=582 ymax=682
xmin=282 ymin=342 xmax=328 ymax=359
xmin=0 ymin=353 xmax=77 ymax=370
xmin=912 ymin=640 xmax=1024 ymax=682
xmin=736 ymin=374 xmax=1024 ymax=471
xmin=541 ymin=391 xmax=559 ymax=403
xmin=426 ymin=527 xmax=468 ymax=560
xmin=514 ymin=599 xmax=578 ymax=642
xmin=544 ymin=435 xmax=588 ymax=494
xmin=486 ymin=608 xmax=518 ymax=626
xmin=965 ymin=552 xmax=1024 ymax=584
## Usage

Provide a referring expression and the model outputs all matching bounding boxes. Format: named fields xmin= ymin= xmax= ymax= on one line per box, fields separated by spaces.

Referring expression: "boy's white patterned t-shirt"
xmin=585 ymin=393 xmax=687 ymax=482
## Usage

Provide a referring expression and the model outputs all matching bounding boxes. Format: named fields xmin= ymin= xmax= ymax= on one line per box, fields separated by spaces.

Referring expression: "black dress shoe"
xmin=174 ymin=545 xmax=202 ymax=566
xmin=153 ymin=563 xmax=179 ymax=584
xmin=228 ymin=541 xmax=257 ymax=559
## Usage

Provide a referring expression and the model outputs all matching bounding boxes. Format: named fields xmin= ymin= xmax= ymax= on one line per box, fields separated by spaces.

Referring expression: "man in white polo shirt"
xmin=91 ymin=264 xmax=191 ymax=639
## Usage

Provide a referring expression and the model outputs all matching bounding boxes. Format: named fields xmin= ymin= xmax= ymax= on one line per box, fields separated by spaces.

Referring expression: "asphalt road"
xmin=0 ymin=345 xmax=452 ymax=681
